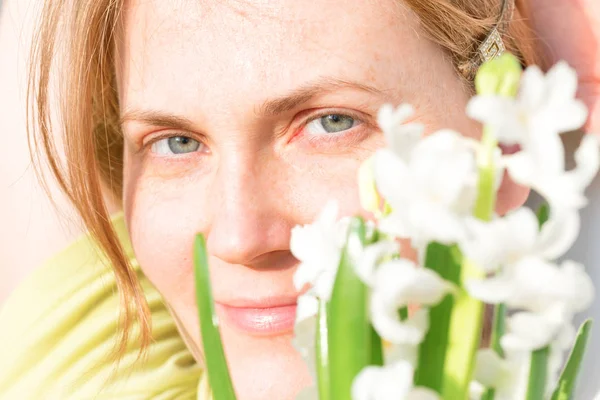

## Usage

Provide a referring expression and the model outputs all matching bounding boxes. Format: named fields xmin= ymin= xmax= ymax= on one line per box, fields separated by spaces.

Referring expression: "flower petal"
xmin=374 ymin=259 xmax=455 ymax=307
xmin=291 ymin=201 xmax=347 ymax=299
xmin=410 ymin=129 xmax=478 ymax=208
xmin=503 ymin=152 xmax=536 ymax=187
xmin=355 ymin=240 xmax=400 ymax=286
xmin=370 ymin=297 xmax=429 ymax=345
xmin=292 ymin=294 xmax=318 ymax=377
xmin=465 ymin=273 xmax=513 ymax=304
xmin=558 ymin=260 xmax=595 ymax=313
xmin=352 ymin=360 xmax=415 ymax=400
xmin=407 ymin=201 xmax=468 ymax=245
xmin=466 ymin=96 xmax=523 ymax=145
xmin=536 ymin=209 xmax=580 ymax=260
xmin=406 ymin=387 xmax=441 ymax=400
xmin=358 ymin=156 xmax=381 ymax=214
xmin=543 ymin=61 xmax=588 ymax=132
xmin=378 ymin=211 xmax=412 ymax=239
xmin=473 ymin=349 xmax=510 ymax=389
xmin=519 ymin=65 xmax=545 ymax=111
xmin=501 ymin=311 xmax=560 ymax=351
xmin=570 ymin=134 xmax=600 ymax=190
xmin=546 ymin=61 xmax=578 ymax=102
xmin=373 ymin=149 xmax=413 ymax=208
xmin=460 ymin=208 xmax=539 ymax=272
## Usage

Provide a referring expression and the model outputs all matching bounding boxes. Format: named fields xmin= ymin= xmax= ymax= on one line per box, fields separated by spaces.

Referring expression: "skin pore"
xmin=118 ymin=0 xmax=525 ymax=399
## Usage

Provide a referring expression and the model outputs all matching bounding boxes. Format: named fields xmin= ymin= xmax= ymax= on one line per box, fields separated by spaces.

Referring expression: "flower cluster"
xmin=290 ymin=55 xmax=599 ymax=400
xmin=464 ymin=61 xmax=598 ymax=399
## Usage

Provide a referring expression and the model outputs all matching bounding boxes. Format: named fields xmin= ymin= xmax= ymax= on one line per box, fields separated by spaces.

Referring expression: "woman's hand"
xmin=526 ymin=0 xmax=600 ymax=133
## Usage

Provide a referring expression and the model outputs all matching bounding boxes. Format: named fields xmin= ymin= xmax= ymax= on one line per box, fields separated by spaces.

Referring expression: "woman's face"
xmin=118 ymin=0 xmax=480 ymax=398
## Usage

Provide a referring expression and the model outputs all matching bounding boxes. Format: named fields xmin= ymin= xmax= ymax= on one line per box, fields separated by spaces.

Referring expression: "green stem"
xmin=526 ymin=347 xmax=550 ymax=400
xmin=442 ymin=126 xmax=497 ymax=399
xmin=473 ymin=127 xmax=498 ymax=220
xmin=443 ymin=53 xmax=522 ymax=399
xmin=490 ymin=303 xmax=506 ymax=356
xmin=316 ymin=300 xmax=331 ymax=400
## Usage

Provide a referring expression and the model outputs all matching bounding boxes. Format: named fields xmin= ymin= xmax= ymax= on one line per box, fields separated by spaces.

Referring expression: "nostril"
xmin=244 ymin=250 xmax=299 ymax=271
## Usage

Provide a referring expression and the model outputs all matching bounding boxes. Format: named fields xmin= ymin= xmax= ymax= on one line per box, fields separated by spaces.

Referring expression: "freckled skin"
xmin=117 ymin=1 xmax=523 ymax=399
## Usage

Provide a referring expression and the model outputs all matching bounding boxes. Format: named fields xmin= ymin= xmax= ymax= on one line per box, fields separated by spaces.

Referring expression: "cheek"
xmin=122 ymin=155 xmax=206 ymax=313
xmin=130 ymin=191 xmax=197 ymax=298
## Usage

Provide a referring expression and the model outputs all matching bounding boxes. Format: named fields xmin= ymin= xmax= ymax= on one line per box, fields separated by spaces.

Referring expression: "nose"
xmin=205 ymin=151 xmax=294 ymax=269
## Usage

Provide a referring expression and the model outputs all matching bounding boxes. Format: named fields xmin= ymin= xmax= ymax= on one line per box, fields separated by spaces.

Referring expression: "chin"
xmin=220 ymin=326 xmax=313 ymax=400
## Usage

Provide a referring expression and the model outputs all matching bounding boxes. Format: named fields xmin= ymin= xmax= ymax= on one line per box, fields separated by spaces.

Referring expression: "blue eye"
xmin=151 ymin=136 xmax=202 ymax=155
xmin=306 ymin=114 xmax=359 ymax=135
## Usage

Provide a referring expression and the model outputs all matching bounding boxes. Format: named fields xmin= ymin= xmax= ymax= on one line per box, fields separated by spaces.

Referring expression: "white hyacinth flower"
xmin=500 ymin=311 xmax=563 ymax=352
xmin=377 ymin=103 xmax=425 ymax=160
xmin=467 ymin=61 xmax=588 ymax=145
xmin=370 ymin=258 xmax=455 ymax=344
xmin=504 ymin=134 xmax=600 ymax=212
xmin=291 ymin=294 xmax=319 ymax=376
xmin=354 ymin=240 xmax=400 ymax=287
xmin=466 ymin=257 xmax=594 ymax=325
xmin=460 ymin=207 xmax=580 ymax=271
xmin=352 ymin=360 xmax=440 ymax=400
xmin=291 ymin=201 xmax=349 ymax=300
xmin=471 ymin=321 xmax=576 ymax=400
xmin=374 ymin=128 xmax=479 ymax=246
xmin=471 ymin=348 xmax=529 ymax=400
xmin=468 ymin=61 xmax=599 ymax=212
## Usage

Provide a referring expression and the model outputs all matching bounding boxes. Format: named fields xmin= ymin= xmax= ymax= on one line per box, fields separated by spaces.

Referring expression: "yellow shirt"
xmin=0 ymin=215 xmax=210 ymax=399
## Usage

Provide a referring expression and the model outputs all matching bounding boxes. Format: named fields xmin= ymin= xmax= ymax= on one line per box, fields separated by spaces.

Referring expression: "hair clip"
xmin=476 ymin=0 xmax=513 ymax=64
xmin=478 ymin=27 xmax=506 ymax=62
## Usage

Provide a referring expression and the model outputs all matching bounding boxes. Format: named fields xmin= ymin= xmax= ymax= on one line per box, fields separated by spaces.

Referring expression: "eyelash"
xmin=142 ymin=132 xmax=207 ymax=159
xmin=142 ymin=109 xmax=371 ymax=156
xmin=293 ymin=109 xmax=370 ymax=145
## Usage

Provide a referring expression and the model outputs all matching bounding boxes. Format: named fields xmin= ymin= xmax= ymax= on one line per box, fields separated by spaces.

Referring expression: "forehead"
xmin=118 ymin=0 xmax=434 ymax=116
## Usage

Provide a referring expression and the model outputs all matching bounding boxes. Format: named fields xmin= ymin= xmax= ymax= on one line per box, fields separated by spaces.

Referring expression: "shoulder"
xmin=0 ymin=214 xmax=202 ymax=399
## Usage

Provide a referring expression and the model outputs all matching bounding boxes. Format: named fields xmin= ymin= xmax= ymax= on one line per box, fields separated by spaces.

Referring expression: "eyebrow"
xmin=120 ymin=77 xmax=388 ymax=129
xmin=258 ymin=77 xmax=388 ymax=116
xmin=119 ymin=109 xmax=198 ymax=132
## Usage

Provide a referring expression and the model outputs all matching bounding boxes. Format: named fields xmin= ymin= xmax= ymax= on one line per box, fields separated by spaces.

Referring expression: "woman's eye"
xmin=305 ymin=114 xmax=360 ymax=135
xmin=151 ymin=136 xmax=203 ymax=155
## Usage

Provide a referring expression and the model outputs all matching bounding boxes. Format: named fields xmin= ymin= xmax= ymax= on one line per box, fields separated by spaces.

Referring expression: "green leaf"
xmin=317 ymin=300 xmax=331 ymax=400
xmin=399 ymin=306 xmax=409 ymax=321
xmin=414 ymin=243 xmax=462 ymax=394
xmin=194 ymin=234 xmax=237 ymax=400
xmin=551 ymin=319 xmax=593 ymax=400
xmin=526 ymin=346 xmax=550 ymax=400
xmin=490 ymin=303 xmax=506 ymax=356
xmin=370 ymin=325 xmax=384 ymax=366
xmin=481 ymin=303 xmax=507 ymax=400
xmin=536 ymin=203 xmax=550 ymax=228
xmin=327 ymin=217 xmax=375 ymax=400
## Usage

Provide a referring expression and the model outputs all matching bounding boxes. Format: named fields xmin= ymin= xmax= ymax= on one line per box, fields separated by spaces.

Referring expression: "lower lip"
xmin=216 ymin=303 xmax=297 ymax=335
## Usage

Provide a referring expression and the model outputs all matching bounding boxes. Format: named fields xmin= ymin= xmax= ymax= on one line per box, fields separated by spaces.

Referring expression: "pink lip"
xmin=215 ymin=301 xmax=298 ymax=335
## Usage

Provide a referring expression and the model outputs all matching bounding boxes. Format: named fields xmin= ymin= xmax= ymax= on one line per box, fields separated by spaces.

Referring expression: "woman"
xmin=0 ymin=0 xmax=597 ymax=399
